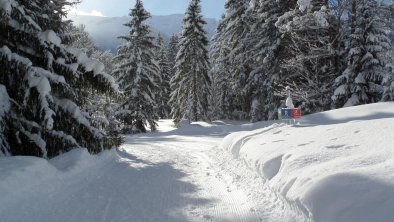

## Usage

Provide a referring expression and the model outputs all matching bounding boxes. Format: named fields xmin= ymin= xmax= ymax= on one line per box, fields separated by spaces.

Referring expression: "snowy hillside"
xmin=1 ymin=102 xmax=394 ymax=222
xmin=67 ymin=14 xmax=218 ymax=52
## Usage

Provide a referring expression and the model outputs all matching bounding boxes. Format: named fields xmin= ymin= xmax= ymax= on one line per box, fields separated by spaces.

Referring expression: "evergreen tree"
xmin=112 ymin=0 xmax=160 ymax=133
xmin=169 ymin=0 xmax=211 ymax=126
xmin=210 ymin=14 xmax=234 ymax=120
xmin=66 ymin=23 xmax=121 ymax=146
xmin=332 ymin=0 xmax=390 ymax=107
xmin=210 ymin=0 xmax=298 ymax=121
xmin=167 ymin=34 xmax=179 ymax=79
xmin=0 ymin=0 xmax=119 ymax=158
xmin=276 ymin=0 xmax=336 ymax=113
xmin=156 ymin=34 xmax=172 ymax=119
xmin=222 ymin=0 xmax=253 ymax=119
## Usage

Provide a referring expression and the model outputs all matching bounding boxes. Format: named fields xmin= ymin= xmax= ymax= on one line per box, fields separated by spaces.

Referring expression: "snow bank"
xmin=49 ymin=148 xmax=116 ymax=171
xmin=0 ymin=156 xmax=58 ymax=204
xmin=220 ymin=102 xmax=394 ymax=222
xmin=0 ymin=149 xmax=118 ymax=205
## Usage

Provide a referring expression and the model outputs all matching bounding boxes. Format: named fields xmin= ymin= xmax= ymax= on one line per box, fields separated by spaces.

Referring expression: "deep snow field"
xmin=1 ymin=102 xmax=394 ymax=222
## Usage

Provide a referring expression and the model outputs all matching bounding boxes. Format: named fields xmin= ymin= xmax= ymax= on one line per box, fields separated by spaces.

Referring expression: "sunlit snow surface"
xmin=1 ymin=102 xmax=394 ymax=222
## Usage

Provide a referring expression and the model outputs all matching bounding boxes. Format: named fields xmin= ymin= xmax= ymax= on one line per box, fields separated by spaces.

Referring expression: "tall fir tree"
xmin=112 ymin=0 xmax=160 ymax=133
xmin=0 ymin=0 xmax=119 ymax=158
xmin=210 ymin=14 xmax=234 ymax=120
xmin=156 ymin=34 xmax=172 ymax=119
xmin=222 ymin=0 xmax=253 ymax=119
xmin=167 ymin=34 xmax=179 ymax=79
xmin=169 ymin=0 xmax=211 ymax=126
xmin=245 ymin=0 xmax=298 ymax=120
xmin=332 ymin=0 xmax=390 ymax=107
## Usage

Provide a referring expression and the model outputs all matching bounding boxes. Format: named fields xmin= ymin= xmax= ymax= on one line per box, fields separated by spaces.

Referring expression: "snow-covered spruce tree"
xmin=167 ymin=34 xmax=179 ymax=79
xmin=65 ymin=24 xmax=121 ymax=138
xmin=155 ymin=34 xmax=171 ymax=119
xmin=221 ymin=0 xmax=253 ymax=119
xmin=209 ymin=14 xmax=235 ymax=120
xmin=332 ymin=0 xmax=390 ymax=107
xmin=112 ymin=0 xmax=160 ymax=133
xmin=276 ymin=0 xmax=337 ymax=113
xmin=244 ymin=0 xmax=298 ymax=120
xmin=0 ymin=0 xmax=119 ymax=158
xmin=169 ymin=0 xmax=211 ymax=126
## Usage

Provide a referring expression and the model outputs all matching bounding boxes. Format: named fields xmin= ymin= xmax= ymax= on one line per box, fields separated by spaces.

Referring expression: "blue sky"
xmin=70 ymin=0 xmax=225 ymax=19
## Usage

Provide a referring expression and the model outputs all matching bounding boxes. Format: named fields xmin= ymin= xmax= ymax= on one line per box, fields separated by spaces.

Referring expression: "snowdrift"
xmin=220 ymin=102 xmax=394 ymax=222
xmin=0 ymin=149 xmax=118 ymax=213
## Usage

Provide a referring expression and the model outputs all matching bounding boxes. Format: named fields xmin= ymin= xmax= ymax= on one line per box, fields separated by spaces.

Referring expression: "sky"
xmin=68 ymin=0 xmax=226 ymax=19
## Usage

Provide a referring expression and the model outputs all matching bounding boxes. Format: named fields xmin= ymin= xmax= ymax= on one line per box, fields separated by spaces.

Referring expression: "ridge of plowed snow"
xmin=221 ymin=102 xmax=394 ymax=222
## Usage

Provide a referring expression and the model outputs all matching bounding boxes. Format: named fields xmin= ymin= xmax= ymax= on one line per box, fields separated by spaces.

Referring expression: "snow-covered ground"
xmin=1 ymin=102 xmax=394 ymax=222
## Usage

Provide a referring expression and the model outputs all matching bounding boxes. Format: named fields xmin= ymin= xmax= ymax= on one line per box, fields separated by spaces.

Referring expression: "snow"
xmin=0 ymin=84 xmax=10 ymax=119
xmin=0 ymin=0 xmax=12 ymax=15
xmin=0 ymin=45 xmax=32 ymax=66
xmin=54 ymin=98 xmax=103 ymax=139
xmin=38 ymin=30 xmax=62 ymax=46
xmin=298 ymin=0 xmax=312 ymax=12
xmin=1 ymin=103 xmax=394 ymax=221
xmin=221 ymin=102 xmax=394 ymax=221
xmin=68 ymin=48 xmax=105 ymax=74
xmin=313 ymin=8 xmax=329 ymax=27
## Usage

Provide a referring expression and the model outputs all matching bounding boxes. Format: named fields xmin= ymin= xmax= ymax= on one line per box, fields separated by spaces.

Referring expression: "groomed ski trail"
xmin=119 ymin=120 xmax=312 ymax=222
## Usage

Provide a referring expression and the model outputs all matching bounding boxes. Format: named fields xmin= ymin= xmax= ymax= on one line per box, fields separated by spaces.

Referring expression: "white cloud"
xmin=65 ymin=6 xmax=105 ymax=17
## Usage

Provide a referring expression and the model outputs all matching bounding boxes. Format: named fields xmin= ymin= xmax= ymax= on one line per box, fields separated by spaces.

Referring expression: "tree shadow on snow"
xmin=301 ymin=111 xmax=394 ymax=126
xmin=0 ymin=156 xmax=216 ymax=222
xmin=92 ymin=159 xmax=214 ymax=222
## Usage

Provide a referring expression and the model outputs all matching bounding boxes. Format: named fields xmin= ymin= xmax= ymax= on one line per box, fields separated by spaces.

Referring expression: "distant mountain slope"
xmin=67 ymin=14 xmax=218 ymax=52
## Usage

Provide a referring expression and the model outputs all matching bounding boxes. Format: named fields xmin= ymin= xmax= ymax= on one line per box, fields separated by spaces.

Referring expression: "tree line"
xmin=211 ymin=0 xmax=393 ymax=122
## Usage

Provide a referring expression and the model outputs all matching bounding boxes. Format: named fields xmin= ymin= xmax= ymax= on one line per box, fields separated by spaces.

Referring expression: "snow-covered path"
xmin=112 ymin=120 xmax=310 ymax=222
xmin=120 ymin=134 xmax=260 ymax=221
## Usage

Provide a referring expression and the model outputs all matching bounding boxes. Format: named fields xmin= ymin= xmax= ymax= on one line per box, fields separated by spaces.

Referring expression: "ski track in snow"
xmin=117 ymin=124 xmax=311 ymax=222
xmin=121 ymin=136 xmax=261 ymax=222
